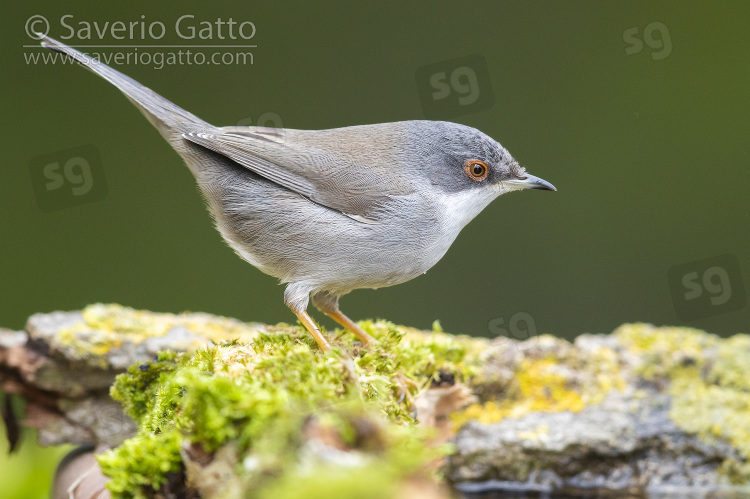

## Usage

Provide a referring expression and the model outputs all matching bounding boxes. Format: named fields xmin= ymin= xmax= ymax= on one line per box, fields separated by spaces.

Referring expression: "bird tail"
xmin=39 ymin=34 xmax=209 ymax=141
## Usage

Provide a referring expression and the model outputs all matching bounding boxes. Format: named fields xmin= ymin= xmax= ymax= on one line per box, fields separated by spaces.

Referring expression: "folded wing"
xmin=183 ymin=126 xmax=411 ymax=223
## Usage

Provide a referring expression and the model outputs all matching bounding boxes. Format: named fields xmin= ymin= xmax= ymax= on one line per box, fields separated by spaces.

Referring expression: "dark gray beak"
xmin=503 ymin=174 xmax=556 ymax=191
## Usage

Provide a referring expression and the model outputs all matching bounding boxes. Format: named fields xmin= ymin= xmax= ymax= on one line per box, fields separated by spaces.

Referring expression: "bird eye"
xmin=464 ymin=159 xmax=489 ymax=181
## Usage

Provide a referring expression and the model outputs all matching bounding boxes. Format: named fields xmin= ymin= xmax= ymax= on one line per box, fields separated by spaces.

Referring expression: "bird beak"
xmin=503 ymin=174 xmax=557 ymax=191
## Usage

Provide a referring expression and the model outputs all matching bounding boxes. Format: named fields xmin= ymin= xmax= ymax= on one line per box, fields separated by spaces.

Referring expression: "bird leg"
xmin=291 ymin=309 xmax=332 ymax=351
xmin=311 ymin=291 xmax=376 ymax=344
xmin=285 ymin=284 xmax=332 ymax=351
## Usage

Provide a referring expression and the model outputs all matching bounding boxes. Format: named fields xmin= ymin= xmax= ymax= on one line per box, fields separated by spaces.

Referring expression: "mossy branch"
xmin=2 ymin=305 xmax=749 ymax=498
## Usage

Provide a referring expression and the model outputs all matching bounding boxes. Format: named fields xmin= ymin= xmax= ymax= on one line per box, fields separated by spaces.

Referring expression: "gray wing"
xmin=182 ymin=126 xmax=412 ymax=223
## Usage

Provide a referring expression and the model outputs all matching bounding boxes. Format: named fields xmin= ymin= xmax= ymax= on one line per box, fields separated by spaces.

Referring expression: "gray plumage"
xmin=39 ymin=35 xmax=555 ymax=350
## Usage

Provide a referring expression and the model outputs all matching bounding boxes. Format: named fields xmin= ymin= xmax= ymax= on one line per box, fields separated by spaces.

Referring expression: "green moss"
xmin=256 ymin=454 xmax=411 ymax=499
xmin=109 ymin=350 xmax=188 ymax=436
xmin=98 ymin=430 xmax=183 ymax=499
xmin=89 ymin=309 xmax=750 ymax=494
xmin=96 ymin=317 xmax=482 ymax=498
xmin=616 ymin=323 xmax=750 ymax=483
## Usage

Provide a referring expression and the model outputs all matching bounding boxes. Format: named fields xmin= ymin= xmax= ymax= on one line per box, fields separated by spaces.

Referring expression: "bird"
xmin=39 ymin=34 xmax=556 ymax=351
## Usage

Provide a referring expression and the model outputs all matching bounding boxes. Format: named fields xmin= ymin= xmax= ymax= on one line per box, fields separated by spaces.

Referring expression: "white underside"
xmin=437 ymin=182 xmax=516 ymax=233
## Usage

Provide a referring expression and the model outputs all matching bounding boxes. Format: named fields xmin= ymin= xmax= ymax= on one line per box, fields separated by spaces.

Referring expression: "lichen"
xmin=64 ymin=308 xmax=748 ymax=494
xmin=616 ymin=323 xmax=750 ymax=483
xmin=615 ymin=322 xmax=719 ymax=381
xmin=96 ymin=316 xmax=484 ymax=498
xmin=452 ymin=335 xmax=625 ymax=428
xmin=56 ymin=303 xmax=263 ymax=360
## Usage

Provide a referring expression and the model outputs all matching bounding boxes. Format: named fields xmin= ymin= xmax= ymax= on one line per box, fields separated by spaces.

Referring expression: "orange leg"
xmin=324 ymin=309 xmax=375 ymax=344
xmin=311 ymin=291 xmax=376 ymax=344
xmin=292 ymin=309 xmax=332 ymax=351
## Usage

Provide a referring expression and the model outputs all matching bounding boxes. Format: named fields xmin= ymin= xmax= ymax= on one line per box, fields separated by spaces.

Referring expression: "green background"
xmin=1 ymin=2 xmax=748 ymax=496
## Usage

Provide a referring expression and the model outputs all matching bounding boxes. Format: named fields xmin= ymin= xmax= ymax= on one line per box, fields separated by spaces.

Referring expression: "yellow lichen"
xmin=452 ymin=350 xmax=622 ymax=428
xmin=615 ymin=322 xmax=720 ymax=380
xmin=616 ymin=324 xmax=750 ymax=484
xmin=56 ymin=304 xmax=263 ymax=361
xmin=452 ymin=357 xmax=586 ymax=427
xmin=516 ymin=423 xmax=550 ymax=441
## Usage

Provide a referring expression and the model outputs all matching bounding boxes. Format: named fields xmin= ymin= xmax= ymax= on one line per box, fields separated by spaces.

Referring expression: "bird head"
xmin=407 ymin=121 xmax=555 ymax=229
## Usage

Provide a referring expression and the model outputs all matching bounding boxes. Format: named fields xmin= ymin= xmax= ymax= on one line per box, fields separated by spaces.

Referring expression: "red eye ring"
xmin=464 ymin=159 xmax=489 ymax=181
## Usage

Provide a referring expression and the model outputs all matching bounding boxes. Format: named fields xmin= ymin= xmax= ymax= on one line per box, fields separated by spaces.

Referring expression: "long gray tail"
xmin=39 ymin=34 xmax=209 ymax=142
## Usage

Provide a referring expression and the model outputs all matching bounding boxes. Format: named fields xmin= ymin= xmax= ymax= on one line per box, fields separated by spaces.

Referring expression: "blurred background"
xmin=2 ymin=2 xmax=748 ymax=496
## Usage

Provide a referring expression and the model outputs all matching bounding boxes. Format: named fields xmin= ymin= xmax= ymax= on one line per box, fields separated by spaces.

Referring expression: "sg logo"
xmin=416 ymin=54 xmax=494 ymax=119
xmin=29 ymin=145 xmax=107 ymax=212
xmin=668 ymin=254 xmax=746 ymax=321
xmin=43 ymin=157 xmax=95 ymax=196
xmin=682 ymin=267 xmax=733 ymax=306
xmin=429 ymin=66 xmax=481 ymax=106
xmin=488 ymin=311 xmax=538 ymax=350
xmin=236 ymin=112 xmax=284 ymax=129
xmin=623 ymin=21 xmax=672 ymax=61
